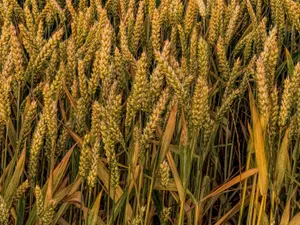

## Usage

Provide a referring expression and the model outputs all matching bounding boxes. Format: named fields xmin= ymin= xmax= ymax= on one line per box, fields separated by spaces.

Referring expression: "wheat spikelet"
xmin=119 ymin=21 xmax=136 ymax=65
xmin=149 ymin=66 xmax=165 ymax=103
xmin=189 ymin=27 xmax=198 ymax=76
xmin=76 ymin=8 xmax=94 ymax=48
xmin=40 ymin=200 xmax=56 ymax=225
xmin=126 ymin=53 xmax=149 ymax=129
xmin=99 ymin=104 xmax=124 ymax=145
xmin=283 ymin=0 xmax=300 ymax=31
xmin=89 ymin=49 xmax=102 ymax=97
xmin=77 ymin=23 xmax=98 ymax=58
xmin=30 ymin=0 xmax=39 ymax=21
xmin=1 ymin=51 xmax=14 ymax=80
xmin=74 ymin=97 xmax=88 ymax=136
xmin=131 ymin=0 xmax=145 ymax=52
xmin=50 ymin=63 xmax=64 ymax=95
xmin=152 ymin=9 xmax=161 ymax=52
xmin=36 ymin=20 xmax=46 ymax=50
xmin=261 ymin=27 xmax=278 ymax=92
xmin=39 ymin=1 xmax=55 ymax=25
xmin=79 ymin=0 xmax=88 ymax=10
xmin=24 ymin=4 xmax=36 ymax=33
xmin=224 ymin=2 xmax=232 ymax=30
xmin=2 ymin=0 xmax=13 ymax=25
xmin=114 ymin=48 xmax=126 ymax=89
xmin=0 ymin=77 xmax=10 ymax=141
xmin=87 ymin=139 xmax=100 ymax=190
xmin=65 ymin=38 xmax=76 ymax=88
xmin=198 ymin=37 xmax=209 ymax=78
xmin=109 ymin=153 xmax=120 ymax=190
xmin=35 ymin=185 xmax=44 ymax=218
xmin=148 ymin=0 xmax=156 ymax=19
xmin=100 ymin=25 xmax=113 ymax=80
xmin=0 ymin=77 xmax=11 ymax=124
xmin=101 ymin=68 xmax=115 ymax=103
xmin=66 ymin=0 xmax=77 ymax=22
xmin=255 ymin=18 xmax=268 ymax=54
xmin=159 ymin=0 xmax=171 ymax=24
xmin=100 ymin=121 xmax=114 ymax=159
xmin=177 ymin=24 xmax=188 ymax=57
xmin=125 ymin=0 xmax=136 ymax=37
xmin=268 ymin=86 xmax=279 ymax=150
xmin=46 ymin=49 xmax=59 ymax=82
xmin=224 ymin=4 xmax=240 ymax=45
xmin=276 ymin=0 xmax=285 ymax=44
xmin=26 ymin=28 xmax=64 ymax=81
xmin=184 ymin=0 xmax=198 ymax=34
xmin=216 ymin=37 xmax=230 ymax=80
xmin=271 ymin=0 xmax=277 ymax=22
xmin=77 ymin=60 xmax=88 ymax=100
xmin=169 ymin=0 xmax=183 ymax=25
xmin=160 ymin=207 xmax=171 ymax=225
xmin=10 ymin=24 xmax=25 ymax=82
xmin=203 ymin=117 xmax=214 ymax=147
xmin=243 ymin=34 xmax=254 ymax=62
xmin=91 ymin=101 xmax=102 ymax=138
xmin=79 ymin=134 xmax=92 ymax=180
xmin=219 ymin=70 xmax=248 ymax=123
xmin=43 ymin=84 xmax=56 ymax=139
xmin=255 ymin=57 xmax=270 ymax=118
xmin=6 ymin=0 xmax=25 ymax=24
xmin=119 ymin=0 xmax=128 ymax=19
xmin=56 ymin=122 xmax=69 ymax=158
xmin=132 ymin=206 xmax=146 ymax=225
xmin=179 ymin=56 xmax=189 ymax=82
xmin=277 ymin=64 xmax=300 ymax=128
xmin=289 ymin=63 xmax=300 ymax=103
xmin=106 ymin=90 xmax=122 ymax=126
xmin=140 ymin=88 xmax=169 ymax=157
xmin=246 ymin=0 xmax=257 ymax=24
xmin=18 ymin=24 xmax=38 ymax=57
xmin=29 ymin=115 xmax=46 ymax=182
xmin=208 ymin=0 xmax=222 ymax=44
xmin=0 ymin=195 xmax=9 ymax=225
xmin=223 ymin=59 xmax=241 ymax=99
xmin=233 ymin=30 xmax=254 ymax=57
xmin=191 ymin=75 xmax=209 ymax=130
xmin=47 ymin=101 xmax=57 ymax=159
xmin=0 ymin=24 xmax=11 ymax=60
xmin=18 ymin=100 xmax=37 ymax=151
xmin=256 ymin=0 xmax=262 ymax=21
xmin=195 ymin=0 xmax=207 ymax=17
xmin=159 ymin=160 xmax=170 ymax=188
xmin=156 ymin=50 xmax=186 ymax=102
xmin=279 ymin=77 xmax=292 ymax=127
xmin=13 ymin=180 xmax=30 ymax=202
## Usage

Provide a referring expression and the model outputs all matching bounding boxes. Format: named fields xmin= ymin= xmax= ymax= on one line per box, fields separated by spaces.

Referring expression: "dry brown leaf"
xmin=201 ymin=168 xmax=259 ymax=202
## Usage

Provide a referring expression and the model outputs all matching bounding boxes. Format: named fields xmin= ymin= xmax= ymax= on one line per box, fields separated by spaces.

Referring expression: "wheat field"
xmin=0 ymin=0 xmax=299 ymax=224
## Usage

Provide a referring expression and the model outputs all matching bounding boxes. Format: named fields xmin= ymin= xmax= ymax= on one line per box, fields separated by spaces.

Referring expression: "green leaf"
xmin=4 ymin=148 xmax=26 ymax=207
xmin=285 ymin=48 xmax=294 ymax=76
xmin=87 ymin=190 xmax=103 ymax=225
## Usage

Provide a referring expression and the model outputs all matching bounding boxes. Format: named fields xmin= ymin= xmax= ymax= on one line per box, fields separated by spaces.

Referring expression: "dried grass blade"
xmin=159 ymin=103 xmax=178 ymax=165
xmin=166 ymin=151 xmax=185 ymax=202
xmin=201 ymin=168 xmax=259 ymax=202
xmin=249 ymin=90 xmax=268 ymax=196
xmin=288 ymin=213 xmax=300 ymax=225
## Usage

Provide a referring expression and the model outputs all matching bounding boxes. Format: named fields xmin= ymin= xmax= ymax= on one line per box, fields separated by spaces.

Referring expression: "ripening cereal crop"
xmin=0 ymin=0 xmax=299 ymax=224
